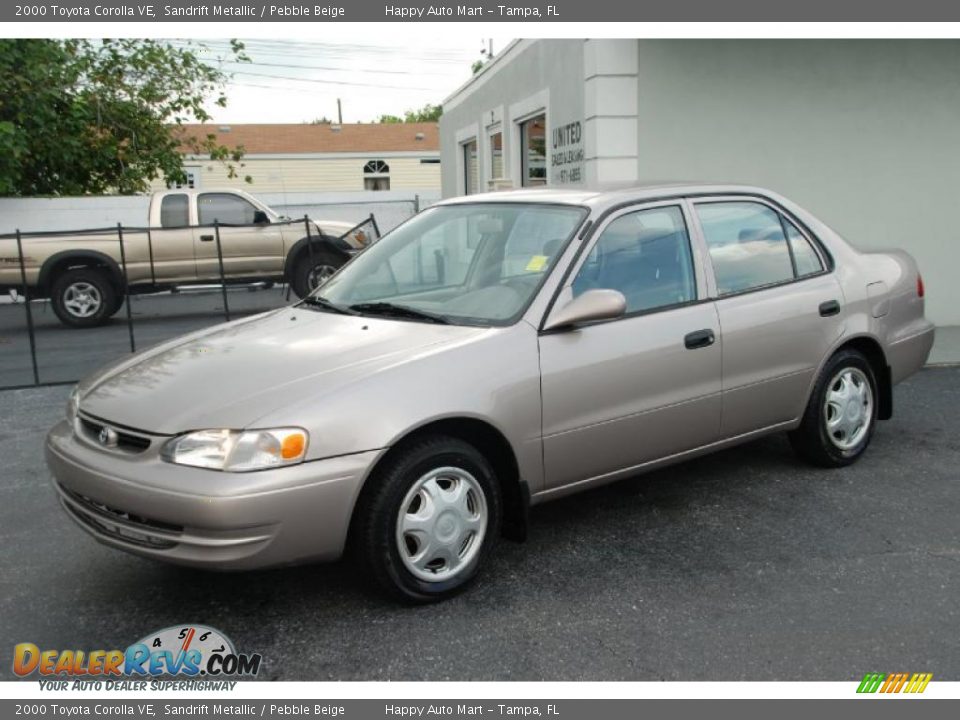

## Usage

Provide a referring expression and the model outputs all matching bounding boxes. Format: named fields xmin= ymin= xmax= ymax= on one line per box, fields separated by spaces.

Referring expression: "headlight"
xmin=66 ymin=387 xmax=80 ymax=424
xmin=161 ymin=428 xmax=308 ymax=472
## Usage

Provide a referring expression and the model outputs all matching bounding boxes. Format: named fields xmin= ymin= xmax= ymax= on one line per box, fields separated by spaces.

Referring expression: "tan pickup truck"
xmin=0 ymin=188 xmax=367 ymax=327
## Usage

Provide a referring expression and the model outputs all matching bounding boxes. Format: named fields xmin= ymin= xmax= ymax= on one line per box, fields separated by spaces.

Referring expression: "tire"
xmin=789 ymin=349 xmax=878 ymax=468
xmin=107 ymin=292 xmax=126 ymax=318
xmin=291 ymin=248 xmax=343 ymax=298
xmin=50 ymin=267 xmax=117 ymax=329
xmin=352 ymin=435 xmax=502 ymax=603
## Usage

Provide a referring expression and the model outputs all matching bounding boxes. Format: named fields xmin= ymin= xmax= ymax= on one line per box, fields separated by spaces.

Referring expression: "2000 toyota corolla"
xmin=46 ymin=184 xmax=934 ymax=601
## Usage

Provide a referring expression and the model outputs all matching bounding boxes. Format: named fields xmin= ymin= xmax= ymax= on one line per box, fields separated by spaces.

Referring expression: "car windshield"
xmin=311 ymin=203 xmax=587 ymax=326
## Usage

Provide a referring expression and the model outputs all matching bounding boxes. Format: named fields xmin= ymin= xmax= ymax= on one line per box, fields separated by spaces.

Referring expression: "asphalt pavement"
xmin=0 ymin=368 xmax=958 ymax=681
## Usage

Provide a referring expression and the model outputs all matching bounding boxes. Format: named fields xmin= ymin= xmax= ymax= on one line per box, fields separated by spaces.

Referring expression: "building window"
xmin=463 ymin=139 xmax=479 ymax=195
xmin=520 ymin=114 xmax=546 ymax=187
xmin=169 ymin=167 xmax=199 ymax=190
xmin=489 ymin=130 xmax=503 ymax=181
xmin=363 ymin=160 xmax=391 ymax=191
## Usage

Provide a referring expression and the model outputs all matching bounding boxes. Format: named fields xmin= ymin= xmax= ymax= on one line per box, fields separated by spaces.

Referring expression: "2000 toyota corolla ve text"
xmin=46 ymin=184 xmax=934 ymax=601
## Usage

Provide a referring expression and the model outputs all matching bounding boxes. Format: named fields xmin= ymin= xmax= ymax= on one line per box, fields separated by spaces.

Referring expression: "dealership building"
xmin=440 ymin=39 xmax=960 ymax=327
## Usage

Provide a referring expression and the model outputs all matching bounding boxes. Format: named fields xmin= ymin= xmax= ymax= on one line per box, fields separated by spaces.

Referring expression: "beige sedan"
xmin=46 ymin=184 xmax=934 ymax=601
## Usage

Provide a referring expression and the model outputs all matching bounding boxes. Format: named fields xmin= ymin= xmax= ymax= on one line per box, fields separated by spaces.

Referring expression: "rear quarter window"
xmin=160 ymin=194 xmax=189 ymax=229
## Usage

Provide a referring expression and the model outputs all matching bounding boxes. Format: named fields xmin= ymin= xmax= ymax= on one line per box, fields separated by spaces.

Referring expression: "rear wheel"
xmin=352 ymin=436 xmax=501 ymax=603
xmin=50 ymin=268 xmax=117 ymax=328
xmin=789 ymin=349 xmax=878 ymax=467
xmin=291 ymin=249 xmax=343 ymax=298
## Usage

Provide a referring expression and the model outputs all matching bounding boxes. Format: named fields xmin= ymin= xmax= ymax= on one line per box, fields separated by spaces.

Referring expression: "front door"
xmin=690 ymin=198 xmax=845 ymax=437
xmin=193 ymin=192 xmax=284 ymax=280
xmin=538 ymin=202 xmax=723 ymax=490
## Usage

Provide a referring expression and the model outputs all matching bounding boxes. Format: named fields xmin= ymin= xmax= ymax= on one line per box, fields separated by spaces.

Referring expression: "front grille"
xmin=59 ymin=484 xmax=182 ymax=550
xmin=78 ymin=415 xmax=152 ymax=453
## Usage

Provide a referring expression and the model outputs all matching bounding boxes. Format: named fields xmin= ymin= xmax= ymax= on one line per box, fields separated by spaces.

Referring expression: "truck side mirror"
xmin=253 ymin=210 xmax=270 ymax=225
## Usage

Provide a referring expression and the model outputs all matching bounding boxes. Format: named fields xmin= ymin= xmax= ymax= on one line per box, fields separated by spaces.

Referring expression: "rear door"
xmin=193 ymin=192 xmax=284 ymax=280
xmin=689 ymin=197 xmax=844 ymax=437
xmin=538 ymin=201 xmax=723 ymax=490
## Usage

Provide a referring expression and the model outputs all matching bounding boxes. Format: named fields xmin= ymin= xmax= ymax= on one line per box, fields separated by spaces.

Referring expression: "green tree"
xmin=377 ymin=103 xmax=443 ymax=124
xmin=0 ymin=39 xmax=250 ymax=196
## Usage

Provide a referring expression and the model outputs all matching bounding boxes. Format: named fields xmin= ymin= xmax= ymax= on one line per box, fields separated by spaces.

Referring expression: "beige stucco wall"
xmin=152 ymin=154 xmax=441 ymax=193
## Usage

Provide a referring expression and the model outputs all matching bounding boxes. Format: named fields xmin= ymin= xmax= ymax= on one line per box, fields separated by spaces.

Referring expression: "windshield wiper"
xmin=300 ymin=295 xmax=355 ymax=315
xmin=348 ymin=302 xmax=451 ymax=324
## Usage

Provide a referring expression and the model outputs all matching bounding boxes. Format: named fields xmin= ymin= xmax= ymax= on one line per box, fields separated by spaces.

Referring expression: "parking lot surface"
xmin=0 ymin=369 xmax=958 ymax=681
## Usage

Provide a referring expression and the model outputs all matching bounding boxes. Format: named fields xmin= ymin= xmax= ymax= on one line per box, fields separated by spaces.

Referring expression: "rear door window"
xmin=695 ymin=202 xmax=795 ymax=295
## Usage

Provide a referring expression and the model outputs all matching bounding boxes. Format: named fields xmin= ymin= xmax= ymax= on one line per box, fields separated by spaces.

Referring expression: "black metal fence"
xmin=0 ymin=214 xmax=380 ymax=391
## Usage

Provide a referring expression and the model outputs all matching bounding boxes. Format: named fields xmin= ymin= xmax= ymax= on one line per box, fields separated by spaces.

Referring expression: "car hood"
xmin=80 ymin=308 xmax=487 ymax=435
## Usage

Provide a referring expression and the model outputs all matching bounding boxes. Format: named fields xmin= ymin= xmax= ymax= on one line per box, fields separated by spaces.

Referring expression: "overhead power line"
xmin=227 ymin=69 xmax=434 ymax=91
xmin=220 ymin=60 xmax=450 ymax=76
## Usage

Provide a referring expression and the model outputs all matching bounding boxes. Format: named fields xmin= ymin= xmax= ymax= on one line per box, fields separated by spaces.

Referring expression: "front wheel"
xmin=789 ymin=349 xmax=878 ymax=467
xmin=291 ymin=249 xmax=343 ymax=298
xmin=352 ymin=436 xmax=502 ymax=602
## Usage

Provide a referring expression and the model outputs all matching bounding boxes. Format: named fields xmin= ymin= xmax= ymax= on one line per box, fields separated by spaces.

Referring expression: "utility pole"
xmin=337 ymin=98 xmax=343 ymax=124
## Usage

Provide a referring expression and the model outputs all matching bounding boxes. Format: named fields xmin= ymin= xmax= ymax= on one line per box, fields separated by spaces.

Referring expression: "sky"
xmin=172 ymin=38 xmax=513 ymax=125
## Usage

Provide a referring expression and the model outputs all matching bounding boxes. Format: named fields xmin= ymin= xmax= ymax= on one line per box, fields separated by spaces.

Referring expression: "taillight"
xmin=917 ymin=273 xmax=925 ymax=298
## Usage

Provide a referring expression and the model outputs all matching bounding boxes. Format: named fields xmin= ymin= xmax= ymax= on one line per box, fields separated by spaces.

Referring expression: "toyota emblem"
xmin=98 ymin=427 xmax=119 ymax=448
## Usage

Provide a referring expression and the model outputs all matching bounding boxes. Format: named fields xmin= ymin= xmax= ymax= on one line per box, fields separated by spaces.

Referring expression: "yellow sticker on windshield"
xmin=526 ymin=255 xmax=549 ymax=272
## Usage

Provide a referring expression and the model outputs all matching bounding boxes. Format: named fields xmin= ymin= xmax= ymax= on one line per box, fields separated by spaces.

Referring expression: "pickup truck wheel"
xmin=352 ymin=435 xmax=502 ymax=603
xmin=51 ymin=268 xmax=117 ymax=328
xmin=107 ymin=293 xmax=126 ymax=318
xmin=292 ymin=250 xmax=342 ymax=298
xmin=789 ymin=349 xmax=878 ymax=467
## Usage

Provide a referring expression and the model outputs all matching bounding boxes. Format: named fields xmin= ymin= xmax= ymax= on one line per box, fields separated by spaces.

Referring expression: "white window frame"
xmin=508 ymin=89 xmax=550 ymax=188
xmin=455 ymin=123 xmax=480 ymax=196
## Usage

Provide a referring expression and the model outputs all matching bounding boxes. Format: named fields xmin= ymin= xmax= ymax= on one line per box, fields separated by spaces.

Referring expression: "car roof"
xmin=434 ymin=182 xmax=776 ymax=210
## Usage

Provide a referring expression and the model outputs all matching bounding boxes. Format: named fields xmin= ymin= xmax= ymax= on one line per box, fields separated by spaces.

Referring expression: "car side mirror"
xmin=542 ymin=289 xmax=627 ymax=332
xmin=253 ymin=210 xmax=270 ymax=225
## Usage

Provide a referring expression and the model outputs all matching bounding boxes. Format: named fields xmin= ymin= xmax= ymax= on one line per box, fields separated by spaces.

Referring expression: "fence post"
xmin=303 ymin=214 xmax=316 ymax=293
xmin=15 ymin=229 xmax=40 ymax=386
xmin=116 ymin=224 xmax=136 ymax=353
xmin=146 ymin=226 xmax=157 ymax=286
xmin=213 ymin=221 xmax=231 ymax=322
xmin=414 ymin=194 xmax=420 ymax=214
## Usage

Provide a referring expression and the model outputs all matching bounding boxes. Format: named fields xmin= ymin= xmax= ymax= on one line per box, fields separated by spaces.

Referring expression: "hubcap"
xmin=307 ymin=264 xmax=337 ymax=291
xmin=823 ymin=367 xmax=873 ymax=450
xmin=63 ymin=282 xmax=103 ymax=318
xmin=396 ymin=467 xmax=488 ymax=582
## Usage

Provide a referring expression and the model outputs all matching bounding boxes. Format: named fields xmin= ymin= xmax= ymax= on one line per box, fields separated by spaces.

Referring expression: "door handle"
xmin=200 ymin=234 xmax=215 ymax=242
xmin=684 ymin=329 xmax=715 ymax=350
xmin=819 ymin=300 xmax=841 ymax=317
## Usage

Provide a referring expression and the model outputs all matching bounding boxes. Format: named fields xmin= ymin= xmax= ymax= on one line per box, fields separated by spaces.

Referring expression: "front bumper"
xmin=45 ymin=419 xmax=381 ymax=570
